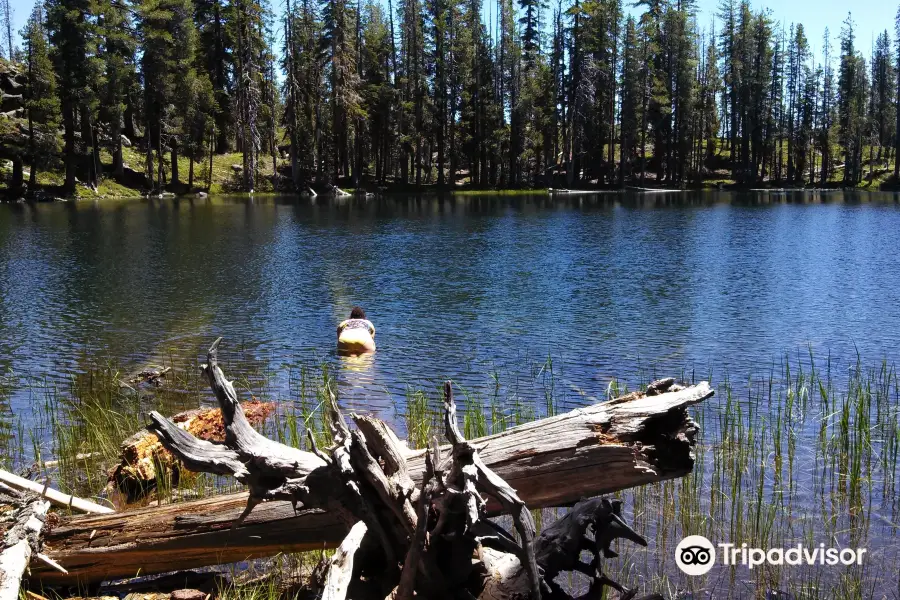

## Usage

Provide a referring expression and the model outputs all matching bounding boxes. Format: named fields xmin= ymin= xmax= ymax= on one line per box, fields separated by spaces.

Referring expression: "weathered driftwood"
xmin=37 ymin=340 xmax=712 ymax=588
xmin=0 ymin=469 xmax=114 ymax=516
xmin=534 ymin=497 xmax=648 ymax=599
xmin=318 ymin=521 xmax=367 ymax=600
xmin=0 ymin=486 xmax=50 ymax=600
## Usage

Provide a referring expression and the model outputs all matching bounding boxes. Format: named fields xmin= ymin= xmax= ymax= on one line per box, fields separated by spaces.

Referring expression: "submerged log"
xmin=37 ymin=342 xmax=712 ymax=586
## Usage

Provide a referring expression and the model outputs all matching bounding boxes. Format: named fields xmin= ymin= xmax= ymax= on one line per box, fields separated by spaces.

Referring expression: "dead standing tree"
xmin=146 ymin=338 xmax=690 ymax=599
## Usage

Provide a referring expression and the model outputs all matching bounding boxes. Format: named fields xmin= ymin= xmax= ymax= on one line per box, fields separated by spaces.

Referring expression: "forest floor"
xmin=3 ymin=149 xmax=898 ymax=202
xmin=2 ymin=123 xmax=899 ymax=200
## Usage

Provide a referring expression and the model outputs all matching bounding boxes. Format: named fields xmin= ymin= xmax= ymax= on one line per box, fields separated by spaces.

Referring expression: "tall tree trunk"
xmin=27 ymin=109 xmax=37 ymax=189
xmin=157 ymin=134 xmax=165 ymax=189
xmin=10 ymin=158 xmax=23 ymax=191
xmin=208 ymin=126 xmax=215 ymax=190
xmin=214 ymin=0 xmax=230 ymax=154
xmin=171 ymin=141 xmax=179 ymax=184
xmin=124 ymin=93 xmax=137 ymax=141
xmin=146 ymin=133 xmax=155 ymax=192
xmin=112 ymin=121 xmax=124 ymax=178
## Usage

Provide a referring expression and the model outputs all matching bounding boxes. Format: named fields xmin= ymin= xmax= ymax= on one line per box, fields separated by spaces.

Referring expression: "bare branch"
xmin=148 ymin=412 xmax=250 ymax=480
xmin=321 ymin=521 xmax=367 ymax=600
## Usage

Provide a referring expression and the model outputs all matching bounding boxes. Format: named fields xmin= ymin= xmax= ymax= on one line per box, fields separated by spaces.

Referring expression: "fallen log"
xmin=0 ymin=487 xmax=51 ymax=600
xmin=108 ymin=400 xmax=275 ymax=502
xmin=37 ymin=359 xmax=711 ymax=586
xmin=0 ymin=470 xmax=114 ymax=515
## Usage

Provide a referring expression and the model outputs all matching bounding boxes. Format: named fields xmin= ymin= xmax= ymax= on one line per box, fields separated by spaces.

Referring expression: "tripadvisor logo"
xmin=675 ymin=535 xmax=868 ymax=576
xmin=675 ymin=535 xmax=716 ymax=576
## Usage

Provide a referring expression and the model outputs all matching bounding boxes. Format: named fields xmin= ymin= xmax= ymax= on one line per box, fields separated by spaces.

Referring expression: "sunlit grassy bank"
xmin=4 ymin=136 xmax=900 ymax=202
xmin=1 ymin=350 xmax=897 ymax=598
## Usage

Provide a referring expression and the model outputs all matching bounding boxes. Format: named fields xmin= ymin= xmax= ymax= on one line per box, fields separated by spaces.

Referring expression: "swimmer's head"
xmin=350 ymin=306 xmax=366 ymax=319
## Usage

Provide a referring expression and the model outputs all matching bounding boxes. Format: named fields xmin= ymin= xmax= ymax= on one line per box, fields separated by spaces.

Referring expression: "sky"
xmin=3 ymin=0 xmax=897 ymax=69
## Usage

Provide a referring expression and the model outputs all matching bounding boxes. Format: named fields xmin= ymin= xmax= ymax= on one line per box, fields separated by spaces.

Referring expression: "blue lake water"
xmin=1 ymin=190 xmax=899 ymax=598
xmin=1 ymin=191 xmax=898 ymax=414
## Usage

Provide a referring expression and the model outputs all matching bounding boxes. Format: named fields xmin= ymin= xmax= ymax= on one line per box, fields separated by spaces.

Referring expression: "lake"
xmin=1 ymin=190 xmax=899 ymax=598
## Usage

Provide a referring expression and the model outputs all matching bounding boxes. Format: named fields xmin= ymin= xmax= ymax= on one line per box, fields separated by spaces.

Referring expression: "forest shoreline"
xmin=3 ymin=179 xmax=899 ymax=203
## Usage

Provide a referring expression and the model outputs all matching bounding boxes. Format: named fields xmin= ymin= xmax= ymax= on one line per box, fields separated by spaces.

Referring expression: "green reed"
xmin=1 ymin=348 xmax=898 ymax=599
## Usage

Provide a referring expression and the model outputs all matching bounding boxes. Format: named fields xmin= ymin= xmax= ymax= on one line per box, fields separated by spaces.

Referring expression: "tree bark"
xmin=37 ymin=377 xmax=711 ymax=585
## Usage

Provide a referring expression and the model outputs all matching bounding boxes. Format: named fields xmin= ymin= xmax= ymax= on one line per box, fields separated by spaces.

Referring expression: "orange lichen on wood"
xmin=173 ymin=400 xmax=275 ymax=442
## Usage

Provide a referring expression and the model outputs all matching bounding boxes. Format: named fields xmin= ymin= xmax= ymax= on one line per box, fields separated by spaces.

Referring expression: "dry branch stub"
xmin=36 ymin=341 xmax=711 ymax=595
xmin=0 ymin=470 xmax=113 ymax=516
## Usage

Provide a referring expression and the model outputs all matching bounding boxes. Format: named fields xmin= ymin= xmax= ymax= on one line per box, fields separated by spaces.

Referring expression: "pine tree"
xmin=838 ymin=13 xmax=868 ymax=185
xmin=21 ymin=1 xmax=60 ymax=189
xmin=194 ymin=0 xmax=233 ymax=153
xmin=321 ymin=0 xmax=360 ymax=183
xmin=1 ymin=0 xmax=14 ymax=59
xmin=98 ymin=0 xmax=137 ymax=177
xmin=668 ymin=0 xmax=696 ymax=183
xmin=619 ymin=15 xmax=641 ymax=184
xmin=283 ymin=0 xmax=325 ymax=184
xmin=896 ymin=7 xmax=900 ymax=178
xmin=139 ymin=0 xmax=206 ymax=189
xmin=359 ymin=0 xmax=393 ymax=183
xmin=820 ymin=27 xmax=835 ymax=183
xmin=46 ymin=0 xmax=101 ymax=193
xmin=695 ymin=26 xmax=719 ymax=178
xmin=786 ymin=23 xmax=808 ymax=183
xmin=230 ymin=0 xmax=271 ymax=189
xmin=871 ymin=30 xmax=895 ymax=164
xmin=428 ymin=0 xmax=449 ymax=184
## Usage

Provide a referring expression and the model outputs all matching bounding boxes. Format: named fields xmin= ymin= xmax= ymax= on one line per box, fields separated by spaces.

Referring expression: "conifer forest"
xmin=1 ymin=0 xmax=899 ymax=194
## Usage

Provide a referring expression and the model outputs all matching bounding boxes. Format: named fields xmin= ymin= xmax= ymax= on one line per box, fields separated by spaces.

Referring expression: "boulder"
xmin=0 ymin=74 xmax=22 ymax=93
xmin=0 ymin=94 xmax=23 ymax=112
xmin=170 ymin=590 xmax=206 ymax=600
xmin=0 ymin=108 xmax=25 ymax=119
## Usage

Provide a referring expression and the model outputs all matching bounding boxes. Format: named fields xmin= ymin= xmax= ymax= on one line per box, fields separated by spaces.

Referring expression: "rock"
xmin=1 ymin=94 xmax=23 ymax=112
xmin=123 ymin=594 xmax=170 ymax=600
xmin=170 ymin=590 xmax=206 ymax=600
xmin=1 ymin=76 xmax=22 ymax=93
xmin=1 ymin=108 xmax=25 ymax=119
xmin=120 ymin=134 xmax=132 ymax=147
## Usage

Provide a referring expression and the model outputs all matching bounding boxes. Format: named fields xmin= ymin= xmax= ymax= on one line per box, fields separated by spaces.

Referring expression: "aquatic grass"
xmin=460 ymin=385 xmax=488 ymax=440
xmin=2 ymin=347 xmax=899 ymax=597
xmin=403 ymin=386 xmax=434 ymax=450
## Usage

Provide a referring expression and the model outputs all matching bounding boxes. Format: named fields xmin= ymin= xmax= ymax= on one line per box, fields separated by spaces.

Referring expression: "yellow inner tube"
xmin=338 ymin=328 xmax=376 ymax=354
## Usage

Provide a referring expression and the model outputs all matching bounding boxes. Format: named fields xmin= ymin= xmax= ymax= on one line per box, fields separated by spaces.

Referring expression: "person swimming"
xmin=337 ymin=306 xmax=376 ymax=354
